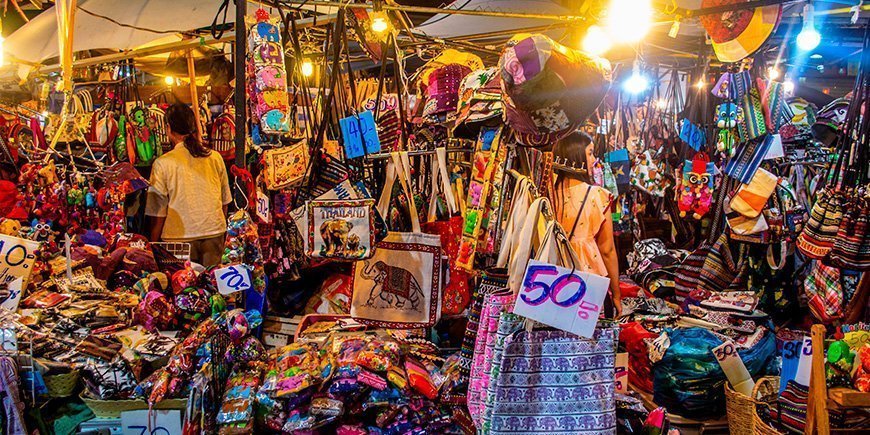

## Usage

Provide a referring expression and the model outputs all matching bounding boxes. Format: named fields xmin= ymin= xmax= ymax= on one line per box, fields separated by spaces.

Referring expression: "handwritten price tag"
xmin=512 ymin=259 xmax=609 ymax=338
xmin=339 ymin=110 xmax=381 ymax=159
xmin=256 ymin=189 xmax=271 ymax=223
xmin=0 ymin=277 xmax=23 ymax=312
xmin=214 ymin=264 xmax=253 ymax=295
xmin=0 ymin=234 xmax=40 ymax=287
xmin=615 ymin=352 xmax=628 ymax=393
xmin=121 ymin=409 xmax=181 ymax=435
xmin=712 ymin=340 xmax=754 ymax=396
xmin=779 ymin=338 xmax=803 ymax=393
xmin=680 ymin=118 xmax=705 ymax=151
xmin=794 ymin=335 xmax=813 ymax=386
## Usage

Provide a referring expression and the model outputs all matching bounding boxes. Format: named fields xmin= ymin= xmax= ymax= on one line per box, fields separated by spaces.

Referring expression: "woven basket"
xmin=81 ymin=396 xmax=188 ymax=419
xmin=43 ymin=370 xmax=80 ymax=398
xmin=725 ymin=376 xmax=783 ymax=435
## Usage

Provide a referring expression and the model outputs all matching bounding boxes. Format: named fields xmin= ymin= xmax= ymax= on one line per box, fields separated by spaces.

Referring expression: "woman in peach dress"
xmin=552 ymin=131 xmax=622 ymax=316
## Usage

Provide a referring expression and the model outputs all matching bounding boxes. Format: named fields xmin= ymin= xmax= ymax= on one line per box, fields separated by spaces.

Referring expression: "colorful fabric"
xmin=724 ymin=134 xmax=772 ymax=184
xmin=698 ymin=233 xmax=748 ymax=293
xmin=459 ymin=269 xmax=508 ymax=374
xmin=730 ymin=167 xmax=778 ymax=218
xmin=674 ymin=245 xmax=711 ymax=302
xmin=769 ymin=380 xmax=809 ymax=433
xmin=489 ymin=326 xmax=619 ymax=434
xmin=804 ymin=260 xmax=844 ymax=322
xmin=482 ymin=312 xmax=525 ymax=434
xmin=737 ymin=87 xmax=768 ymax=142
xmin=468 ymin=292 xmax=515 ymax=426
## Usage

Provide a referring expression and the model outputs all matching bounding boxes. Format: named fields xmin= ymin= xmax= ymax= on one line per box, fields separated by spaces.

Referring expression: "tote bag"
xmin=351 ymin=152 xmax=442 ymax=328
xmin=489 ymin=325 xmax=619 ymax=435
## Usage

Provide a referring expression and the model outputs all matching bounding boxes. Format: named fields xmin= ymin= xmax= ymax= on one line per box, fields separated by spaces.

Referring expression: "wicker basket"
xmin=81 ymin=396 xmax=188 ymax=419
xmin=725 ymin=376 xmax=783 ymax=435
xmin=43 ymin=370 xmax=80 ymax=398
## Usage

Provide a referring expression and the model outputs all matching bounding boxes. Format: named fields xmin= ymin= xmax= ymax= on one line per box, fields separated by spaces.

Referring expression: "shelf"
xmin=829 ymin=387 xmax=870 ymax=408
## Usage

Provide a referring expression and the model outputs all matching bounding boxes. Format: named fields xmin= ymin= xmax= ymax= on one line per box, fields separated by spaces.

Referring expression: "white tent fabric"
xmin=414 ymin=0 xmax=570 ymax=40
xmin=5 ymin=0 xmax=335 ymax=64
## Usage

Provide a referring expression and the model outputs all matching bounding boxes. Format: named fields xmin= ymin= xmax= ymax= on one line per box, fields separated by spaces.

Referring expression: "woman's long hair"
xmin=552 ymin=131 xmax=593 ymax=186
xmin=165 ymin=103 xmax=211 ymax=158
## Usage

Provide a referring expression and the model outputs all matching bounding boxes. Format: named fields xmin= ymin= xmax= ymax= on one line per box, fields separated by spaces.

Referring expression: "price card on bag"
xmin=512 ymin=260 xmax=609 ymax=338
xmin=0 ymin=235 xmax=40 ymax=287
xmin=712 ymin=340 xmax=755 ymax=396
xmin=615 ymin=352 xmax=629 ymax=393
xmin=256 ymin=189 xmax=271 ymax=223
xmin=794 ymin=335 xmax=813 ymax=387
xmin=121 ymin=409 xmax=181 ymax=435
xmin=214 ymin=264 xmax=253 ymax=295
xmin=779 ymin=338 xmax=803 ymax=393
xmin=339 ymin=110 xmax=381 ymax=159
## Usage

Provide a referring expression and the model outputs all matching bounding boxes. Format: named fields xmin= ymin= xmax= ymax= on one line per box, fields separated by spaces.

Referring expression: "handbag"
xmin=697 ymin=232 xmax=749 ymax=293
xmin=261 ymin=141 xmax=310 ymax=190
xmin=351 ymin=152 xmax=443 ymax=328
xmin=804 ymin=260 xmax=844 ymax=323
xmin=306 ymin=198 xmax=376 ymax=260
xmin=459 ymin=267 xmax=509 ymax=374
xmin=737 ymin=87 xmax=767 ymax=142
xmin=488 ymin=325 xmax=619 ymax=434
xmin=829 ymin=192 xmax=870 ymax=270
xmin=467 ymin=289 xmax=515 ymax=427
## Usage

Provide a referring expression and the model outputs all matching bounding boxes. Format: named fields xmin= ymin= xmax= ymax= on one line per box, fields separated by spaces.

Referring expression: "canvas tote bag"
xmin=351 ymin=152 xmax=443 ymax=328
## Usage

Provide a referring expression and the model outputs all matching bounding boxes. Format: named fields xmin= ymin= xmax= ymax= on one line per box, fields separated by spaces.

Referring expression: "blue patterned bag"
xmin=489 ymin=324 xmax=619 ymax=434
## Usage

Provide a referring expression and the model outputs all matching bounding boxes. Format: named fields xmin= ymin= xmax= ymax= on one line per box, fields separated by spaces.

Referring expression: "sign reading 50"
xmin=521 ymin=264 xmax=599 ymax=319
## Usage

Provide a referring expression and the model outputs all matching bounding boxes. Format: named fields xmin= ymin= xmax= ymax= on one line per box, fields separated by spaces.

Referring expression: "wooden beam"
xmin=279 ymin=0 xmax=585 ymax=21
xmin=35 ymin=14 xmax=336 ymax=74
xmin=186 ymin=43 xmax=202 ymax=142
xmin=806 ymin=324 xmax=831 ymax=435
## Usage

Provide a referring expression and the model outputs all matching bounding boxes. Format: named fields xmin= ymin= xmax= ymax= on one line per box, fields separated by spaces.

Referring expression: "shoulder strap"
xmin=568 ymin=184 xmax=593 ymax=240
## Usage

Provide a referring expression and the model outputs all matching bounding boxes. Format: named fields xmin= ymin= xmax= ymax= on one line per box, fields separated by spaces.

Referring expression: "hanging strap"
xmin=376 ymin=151 xmax=421 ymax=232
xmin=497 ymin=176 xmax=533 ymax=268
xmin=567 ymin=183 xmax=593 ymax=241
xmin=507 ymin=197 xmax=552 ymax=295
xmin=427 ymin=147 xmax=458 ymax=221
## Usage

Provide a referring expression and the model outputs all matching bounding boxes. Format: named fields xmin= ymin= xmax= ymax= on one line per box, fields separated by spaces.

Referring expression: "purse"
xmin=737 ymin=87 xmax=767 ymax=142
xmin=488 ymin=325 xmax=619 ymax=434
xmin=697 ymin=232 xmax=749 ymax=293
xmin=261 ymin=141 xmax=310 ymax=190
xmin=804 ymin=260 xmax=844 ymax=323
xmin=351 ymin=152 xmax=443 ymax=328
xmin=459 ymin=267 xmax=509 ymax=375
xmin=467 ymin=289 xmax=515 ymax=427
xmin=306 ymin=198 xmax=376 ymax=260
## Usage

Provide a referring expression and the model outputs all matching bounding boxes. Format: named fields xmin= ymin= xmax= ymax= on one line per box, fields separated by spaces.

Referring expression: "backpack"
xmin=148 ymin=105 xmax=171 ymax=153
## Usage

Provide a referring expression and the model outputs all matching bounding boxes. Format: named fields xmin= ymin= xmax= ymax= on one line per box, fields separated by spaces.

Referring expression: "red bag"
xmin=620 ymin=321 xmax=657 ymax=393
xmin=423 ymin=216 xmax=470 ymax=315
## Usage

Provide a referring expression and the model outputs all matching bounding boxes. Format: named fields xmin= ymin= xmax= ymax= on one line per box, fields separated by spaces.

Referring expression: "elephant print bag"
xmin=351 ymin=152 xmax=443 ymax=328
xmin=307 ymin=199 xmax=376 ymax=260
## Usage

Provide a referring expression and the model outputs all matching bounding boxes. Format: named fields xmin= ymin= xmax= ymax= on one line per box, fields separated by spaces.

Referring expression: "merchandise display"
xmin=0 ymin=1 xmax=866 ymax=434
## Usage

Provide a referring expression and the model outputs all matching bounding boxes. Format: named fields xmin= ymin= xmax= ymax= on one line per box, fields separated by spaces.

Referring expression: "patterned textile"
xmin=724 ymin=133 xmax=772 ymax=184
xmin=489 ymin=325 xmax=619 ymax=434
xmin=468 ymin=292 xmax=515 ymax=425
xmin=674 ymin=244 xmax=711 ymax=302
xmin=804 ymin=260 xmax=844 ymax=322
xmin=459 ymin=269 xmax=508 ymax=374
xmin=697 ymin=233 xmax=748 ymax=293
xmin=482 ymin=312 xmax=526 ymax=434
xmin=768 ymin=380 xmax=808 ymax=433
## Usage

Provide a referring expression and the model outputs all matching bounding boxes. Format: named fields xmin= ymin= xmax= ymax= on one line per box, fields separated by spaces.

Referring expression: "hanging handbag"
xmin=261 ymin=141 xmax=310 ymax=190
xmin=829 ymin=192 xmax=870 ymax=270
xmin=459 ymin=267 xmax=509 ymax=375
xmin=306 ymin=198 xmax=376 ymax=260
xmin=737 ymin=86 xmax=767 ymax=142
xmin=467 ymin=289 xmax=515 ymax=427
xmin=804 ymin=260 xmax=844 ymax=323
xmin=488 ymin=324 xmax=619 ymax=434
xmin=697 ymin=232 xmax=749 ymax=293
xmin=351 ymin=152 xmax=443 ymax=328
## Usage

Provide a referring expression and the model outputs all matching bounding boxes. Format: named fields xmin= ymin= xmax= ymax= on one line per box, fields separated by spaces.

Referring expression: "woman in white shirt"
xmin=146 ymin=104 xmax=231 ymax=267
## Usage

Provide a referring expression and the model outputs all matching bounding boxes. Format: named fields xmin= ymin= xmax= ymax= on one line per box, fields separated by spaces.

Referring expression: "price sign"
xmin=256 ymin=189 xmax=271 ymax=223
xmin=712 ymin=340 xmax=754 ymax=396
xmin=794 ymin=335 xmax=813 ymax=386
xmin=0 ymin=277 xmax=23 ymax=311
xmin=121 ymin=409 xmax=181 ymax=435
xmin=339 ymin=110 xmax=381 ymax=159
xmin=779 ymin=338 xmax=803 ymax=393
xmin=679 ymin=118 xmax=705 ymax=151
xmin=615 ymin=352 xmax=628 ymax=393
xmin=214 ymin=264 xmax=252 ymax=295
xmin=0 ymin=235 xmax=40 ymax=288
xmin=362 ymin=94 xmax=398 ymax=113
xmin=512 ymin=260 xmax=609 ymax=338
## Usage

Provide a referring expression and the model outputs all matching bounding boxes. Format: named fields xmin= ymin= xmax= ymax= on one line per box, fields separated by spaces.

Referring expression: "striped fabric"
xmin=482 ymin=312 xmax=525 ymax=434
xmin=674 ymin=244 xmax=711 ymax=302
xmin=737 ymin=88 xmax=768 ymax=142
xmin=489 ymin=326 xmax=619 ymax=434
xmin=768 ymin=380 xmax=808 ymax=434
xmin=697 ymin=233 xmax=748 ymax=293
xmin=724 ymin=133 xmax=773 ymax=184
xmin=460 ymin=270 xmax=509 ymax=374
xmin=805 ymin=260 xmax=844 ymax=322
xmin=468 ymin=292 xmax=516 ymax=426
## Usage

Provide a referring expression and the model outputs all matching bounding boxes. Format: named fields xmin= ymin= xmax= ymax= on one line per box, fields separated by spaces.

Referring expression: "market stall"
xmin=0 ymin=0 xmax=867 ymax=434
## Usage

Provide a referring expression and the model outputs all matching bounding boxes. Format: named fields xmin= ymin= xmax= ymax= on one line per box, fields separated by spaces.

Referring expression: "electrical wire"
xmin=78 ymin=5 xmax=193 ymax=35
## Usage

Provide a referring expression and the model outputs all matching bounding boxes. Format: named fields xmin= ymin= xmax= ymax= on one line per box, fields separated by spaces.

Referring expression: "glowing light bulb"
xmin=783 ymin=80 xmax=795 ymax=94
xmin=656 ymin=99 xmax=667 ymax=109
xmin=695 ymin=79 xmax=706 ymax=89
xmin=164 ymin=76 xmax=175 ymax=85
xmin=301 ymin=60 xmax=314 ymax=77
xmin=606 ymin=0 xmax=653 ymax=43
xmin=796 ymin=4 xmax=821 ymax=51
xmin=624 ymin=69 xmax=649 ymax=94
xmin=582 ymin=25 xmax=611 ymax=56
xmin=768 ymin=67 xmax=780 ymax=80
xmin=371 ymin=16 xmax=389 ymax=33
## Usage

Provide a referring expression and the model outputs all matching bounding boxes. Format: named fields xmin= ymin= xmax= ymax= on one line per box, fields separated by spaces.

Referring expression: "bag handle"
xmin=507 ymin=197 xmax=552 ymax=295
xmin=427 ymin=147 xmax=458 ymax=221
xmin=377 ymin=151 xmax=421 ymax=232
xmin=497 ymin=176 xmax=533 ymax=268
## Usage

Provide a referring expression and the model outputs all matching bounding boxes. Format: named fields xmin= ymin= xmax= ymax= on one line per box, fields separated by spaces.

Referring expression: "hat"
xmin=699 ymin=0 xmax=782 ymax=63
xmin=422 ymin=64 xmax=472 ymax=118
xmin=499 ymin=34 xmax=611 ymax=147
xmin=452 ymin=68 xmax=504 ymax=138
xmin=812 ymin=97 xmax=850 ymax=146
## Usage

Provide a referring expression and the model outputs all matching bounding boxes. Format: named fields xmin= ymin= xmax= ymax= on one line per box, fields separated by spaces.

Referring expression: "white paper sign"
xmin=764 ymin=134 xmax=785 ymax=160
xmin=214 ymin=264 xmax=252 ymax=295
xmin=712 ymin=340 xmax=754 ymax=396
xmin=615 ymin=352 xmax=629 ymax=393
xmin=512 ymin=259 xmax=609 ymax=338
xmin=795 ymin=335 xmax=813 ymax=386
xmin=0 ymin=277 xmax=24 ymax=312
xmin=121 ymin=409 xmax=181 ymax=435
xmin=256 ymin=189 xmax=271 ymax=223
xmin=0 ymin=234 xmax=40 ymax=287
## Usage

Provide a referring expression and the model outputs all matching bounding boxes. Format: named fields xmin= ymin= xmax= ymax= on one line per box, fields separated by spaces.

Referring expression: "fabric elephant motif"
xmin=359 ymin=260 xmax=424 ymax=310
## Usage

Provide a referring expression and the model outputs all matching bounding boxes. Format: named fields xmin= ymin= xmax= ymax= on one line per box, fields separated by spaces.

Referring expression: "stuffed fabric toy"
xmin=677 ymin=153 xmax=715 ymax=219
xmin=715 ymin=103 xmax=738 ymax=156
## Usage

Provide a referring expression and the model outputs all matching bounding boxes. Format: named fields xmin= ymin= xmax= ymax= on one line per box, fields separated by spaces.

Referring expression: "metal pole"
xmin=278 ymin=0 xmax=584 ymax=21
xmin=234 ymin=0 xmax=247 ymax=168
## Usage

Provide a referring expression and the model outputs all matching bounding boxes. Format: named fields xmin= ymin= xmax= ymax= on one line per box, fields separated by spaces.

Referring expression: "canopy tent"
xmin=413 ymin=0 xmax=572 ymax=41
xmin=3 ymin=0 xmax=335 ymax=65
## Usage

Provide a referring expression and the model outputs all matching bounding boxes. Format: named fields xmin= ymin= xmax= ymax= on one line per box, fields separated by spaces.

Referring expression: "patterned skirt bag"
xmin=351 ymin=152 xmax=442 ymax=328
xmin=489 ymin=324 xmax=619 ymax=435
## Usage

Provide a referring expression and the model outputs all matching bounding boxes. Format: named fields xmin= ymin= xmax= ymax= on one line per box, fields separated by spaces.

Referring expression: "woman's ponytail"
xmin=166 ymin=103 xmax=211 ymax=158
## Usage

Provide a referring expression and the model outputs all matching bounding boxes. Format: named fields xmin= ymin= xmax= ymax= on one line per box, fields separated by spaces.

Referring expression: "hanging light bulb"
xmin=767 ymin=66 xmax=781 ymax=80
xmin=300 ymin=59 xmax=314 ymax=77
xmin=606 ymin=0 xmax=653 ymax=43
xmin=695 ymin=79 xmax=706 ymax=89
xmin=623 ymin=63 xmax=649 ymax=94
xmin=164 ymin=76 xmax=175 ymax=85
xmin=796 ymin=3 xmax=821 ymax=51
xmin=582 ymin=25 xmax=612 ymax=56
xmin=371 ymin=15 xmax=390 ymax=33
xmin=783 ymin=79 xmax=796 ymax=94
